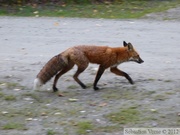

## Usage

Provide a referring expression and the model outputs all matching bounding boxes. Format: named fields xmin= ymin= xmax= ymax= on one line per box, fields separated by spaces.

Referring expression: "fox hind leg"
xmin=73 ymin=64 xmax=88 ymax=89
xmin=53 ymin=62 xmax=74 ymax=92
xmin=70 ymin=50 xmax=89 ymax=89
xmin=110 ymin=67 xmax=134 ymax=84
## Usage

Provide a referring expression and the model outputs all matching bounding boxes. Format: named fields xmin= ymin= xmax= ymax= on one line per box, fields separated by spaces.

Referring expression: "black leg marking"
xmin=110 ymin=67 xmax=134 ymax=85
xmin=93 ymin=66 xmax=106 ymax=90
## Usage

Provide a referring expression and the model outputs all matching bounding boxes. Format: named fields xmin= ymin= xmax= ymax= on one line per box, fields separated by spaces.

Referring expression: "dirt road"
xmin=0 ymin=9 xmax=180 ymax=135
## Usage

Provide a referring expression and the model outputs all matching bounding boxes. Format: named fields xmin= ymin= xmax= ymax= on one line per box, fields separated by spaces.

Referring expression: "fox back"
xmin=70 ymin=42 xmax=143 ymax=68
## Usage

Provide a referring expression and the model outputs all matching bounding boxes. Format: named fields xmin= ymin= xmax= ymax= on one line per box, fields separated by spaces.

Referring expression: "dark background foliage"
xmin=0 ymin=0 xmax=123 ymax=5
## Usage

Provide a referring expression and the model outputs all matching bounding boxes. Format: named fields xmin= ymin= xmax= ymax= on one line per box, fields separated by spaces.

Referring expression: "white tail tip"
xmin=33 ymin=78 xmax=43 ymax=90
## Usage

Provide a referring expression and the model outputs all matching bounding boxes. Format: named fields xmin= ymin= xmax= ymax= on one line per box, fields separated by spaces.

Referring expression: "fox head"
xmin=123 ymin=41 xmax=144 ymax=64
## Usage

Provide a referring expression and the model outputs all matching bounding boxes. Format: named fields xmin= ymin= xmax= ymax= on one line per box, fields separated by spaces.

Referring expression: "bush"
xmin=0 ymin=0 xmax=120 ymax=5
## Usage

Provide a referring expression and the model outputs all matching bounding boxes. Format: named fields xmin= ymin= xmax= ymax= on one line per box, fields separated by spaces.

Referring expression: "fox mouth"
xmin=136 ymin=58 xmax=144 ymax=64
xmin=129 ymin=57 xmax=144 ymax=64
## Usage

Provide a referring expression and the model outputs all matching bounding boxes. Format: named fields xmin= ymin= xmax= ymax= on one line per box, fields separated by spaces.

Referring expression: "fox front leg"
xmin=110 ymin=67 xmax=134 ymax=84
xmin=93 ymin=66 xmax=106 ymax=90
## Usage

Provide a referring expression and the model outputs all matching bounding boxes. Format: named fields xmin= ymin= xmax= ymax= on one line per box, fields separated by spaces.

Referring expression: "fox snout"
xmin=129 ymin=56 xmax=144 ymax=64
xmin=137 ymin=57 xmax=144 ymax=64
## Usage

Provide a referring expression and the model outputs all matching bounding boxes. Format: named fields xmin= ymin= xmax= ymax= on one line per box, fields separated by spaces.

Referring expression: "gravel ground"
xmin=0 ymin=7 xmax=180 ymax=135
xmin=143 ymin=7 xmax=180 ymax=20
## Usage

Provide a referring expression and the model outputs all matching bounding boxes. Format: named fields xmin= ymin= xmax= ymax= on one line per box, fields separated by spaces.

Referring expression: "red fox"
xmin=34 ymin=41 xmax=144 ymax=92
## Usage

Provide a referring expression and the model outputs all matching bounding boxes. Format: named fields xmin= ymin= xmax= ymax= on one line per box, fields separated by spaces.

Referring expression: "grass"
xmin=22 ymin=92 xmax=44 ymax=103
xmin=67 ymin=85 xmax=79 ymax=89
xmin=2 ymin=122 xmax=27 ymax=130
xmin=5 ymin=82 xmax=19 ymax=88
xmin=0 ymin=82 xmax=26 ymax=90
xmin=76 ymin=121 xmax=93 ymax=135
xmin=4 ymin=95 xmax=16 ymax=101
xmin=164 ymin=79 xmax=173 ymax=82
xmin=0 ymin=1 xmax=180 ymax=18
xmin=102 ymin=88 xmax=156 ymax=101
xmin=47 ymin=129 xmax=57 ymax=135
xmin=102 ymin=88 xmax=137 ymax=100
xmin=105 ymin=106 xmax=140 ymax=124
xmin=153 ymin=94 xmax=168 ymax=101
xmin=95 ymin=125 xmax=122 ymax=133
xmin=0 ymin=92 xmax=4 ymax=97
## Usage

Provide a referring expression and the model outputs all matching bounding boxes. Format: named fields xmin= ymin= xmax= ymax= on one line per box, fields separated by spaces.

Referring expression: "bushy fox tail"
xmin=33 ymin=54 xmax=67 ymax=90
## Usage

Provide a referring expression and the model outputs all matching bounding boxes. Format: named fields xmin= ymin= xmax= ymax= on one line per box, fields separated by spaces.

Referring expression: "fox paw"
xmin=53 ymin=86 xmax=58 ymax=92
xmin=94 ymin=86 xmax=100 ymax=91
xmin=127 ymin=78 xmax=134 ymax=84
xmin=129 ymin=80 xmax=134 ymax=84
xmin=81 ymin=84 xmax=87 ymax=89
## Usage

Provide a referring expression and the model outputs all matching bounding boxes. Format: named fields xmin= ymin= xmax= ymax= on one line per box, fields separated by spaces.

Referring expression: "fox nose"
xmin=138 ymin=57 xmax=144 ymax=64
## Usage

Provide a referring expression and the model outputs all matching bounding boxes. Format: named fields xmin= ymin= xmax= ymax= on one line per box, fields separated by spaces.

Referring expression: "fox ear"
xmin=127 ymin=43 xmax=133 ymax=50
xmin=123 ymin=41 xmax=128 ymax=47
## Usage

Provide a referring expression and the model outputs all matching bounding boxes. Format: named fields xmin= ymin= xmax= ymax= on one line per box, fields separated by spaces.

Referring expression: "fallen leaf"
xmin=68 ymin=98 xmax=79 ymax=102
xmin=0 ymin=83 xmax=6 ymax=86
xmin=24 ymin=97 xmax=34 ymax=101
xmin=54 ymin=112 xmax=61 ymax=115
xmin=14 ymin=88 xmax=21 ymax=91
xmin=26 ymin=118 xmax=33 ymax=121
xmin=58 ymin=93 xmax=64 ymax=97
xmin=2 ymin=111 xmax=8 ymax=114
xmin=89 ymin=102 xmax=96 ymax=106
xmin=150 ymin=109 xmax=157 ymax=112
xmin=80 ymin=110 xmax=86 ymax=113
xmin=96 ymin=24 xmax=102 ymax=27
xmin=54 ymin=22 xmax=59 ymax=26
xmin=99 ymin=103 xmax=107 ymax=107
xmin=33 ymin=11 xmax=39 ymax=14
xmin=41 ymin=112 xmax=47 ymax=116
xmin=93 ymin=9 xmax=98 ymax=13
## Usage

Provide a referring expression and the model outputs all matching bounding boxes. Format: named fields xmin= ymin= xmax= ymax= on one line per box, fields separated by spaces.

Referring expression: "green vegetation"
xmin=0 ymin=82 xmax=25 ymax=90
xmin=2 ymin=122 xmax=27 ymax=130
xmin=0 ymin=0 xmax=180 ymax=18
xmin=47 ymin=129 xmax=57 ymax=135
xmin=4 ymin=95 xmax=16 ymax=101
xmin=0 ymin=92 xmax=5 ymax=96
xmin=23 ymin=92 xmax=44 ymax=103
xmin=105 ymin=106 xmax=140 ymax=124
xmin=153 ymin=94 xmax=168 ymax=101
xmin=67 ymin=85 xmax=79 ymax=89
xmin=76 ymin=121 xmax=93 ymax=135
xmin=5 ymin=82 xmax=19 ymax=88
xmin=95 ymin=125 xmax=122 ymax=133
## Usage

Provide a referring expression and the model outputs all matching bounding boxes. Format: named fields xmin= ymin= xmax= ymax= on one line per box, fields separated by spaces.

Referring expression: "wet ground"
xmin=0 ymin=7 xmax=180 ymax=135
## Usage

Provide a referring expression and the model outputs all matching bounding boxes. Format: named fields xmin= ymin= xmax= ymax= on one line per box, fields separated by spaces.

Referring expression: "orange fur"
xmin=34 ymin=41 xmax=144 ymax=91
